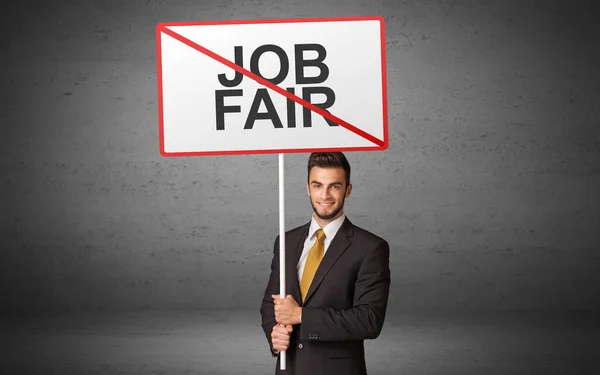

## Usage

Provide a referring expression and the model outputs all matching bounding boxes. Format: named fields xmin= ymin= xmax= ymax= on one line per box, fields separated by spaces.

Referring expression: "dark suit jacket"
xmin=260 ymin=217 xmax=391 ymax=375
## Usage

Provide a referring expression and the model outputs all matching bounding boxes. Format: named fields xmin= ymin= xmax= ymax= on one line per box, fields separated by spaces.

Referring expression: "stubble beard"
xmin=310 ymin=195 xmax=346 ymax=221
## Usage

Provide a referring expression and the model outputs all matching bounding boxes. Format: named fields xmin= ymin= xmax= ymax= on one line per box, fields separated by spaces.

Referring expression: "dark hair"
xmin=307 ymin=152 xmax=351 ymax=186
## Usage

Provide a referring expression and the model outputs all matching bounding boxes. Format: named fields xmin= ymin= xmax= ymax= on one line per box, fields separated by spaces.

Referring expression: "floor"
xmin=2 ymin=310 xmax=599 ymax=375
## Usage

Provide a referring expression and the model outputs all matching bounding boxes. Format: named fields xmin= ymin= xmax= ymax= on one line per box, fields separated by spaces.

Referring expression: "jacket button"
xmin=298 ymin=343 xmax=304 ymax=349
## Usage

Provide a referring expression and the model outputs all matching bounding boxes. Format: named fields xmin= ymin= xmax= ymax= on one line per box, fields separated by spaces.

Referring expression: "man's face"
xmin=307 ymin=166 xmax=352 ymax=223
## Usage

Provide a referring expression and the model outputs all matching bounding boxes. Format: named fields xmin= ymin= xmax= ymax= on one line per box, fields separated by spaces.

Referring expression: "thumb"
xmin=286 ymin=324 xmax=293 ymax=332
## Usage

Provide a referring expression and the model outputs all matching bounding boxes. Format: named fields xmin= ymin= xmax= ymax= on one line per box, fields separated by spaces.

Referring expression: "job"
xmin=217 ymin=43 xmax=330 ymax=87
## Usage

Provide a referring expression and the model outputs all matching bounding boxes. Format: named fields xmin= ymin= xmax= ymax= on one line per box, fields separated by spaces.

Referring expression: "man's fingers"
xmin=271 ymin=324 xmax=292 ymax=351
xmin=272 ymin=338 xmax=289 ymax=351
xmin=272 ymin=335 xmax=290 ymax=348
xmin=272 ymin=325 xmax=289 ymax=334
xmin=273 ymin=336 xmax=290 ymax=344
xmin=274 ymin=339 xmax=289 ymax=345
xmin=277 ymin=326 xmax=288 ymax=334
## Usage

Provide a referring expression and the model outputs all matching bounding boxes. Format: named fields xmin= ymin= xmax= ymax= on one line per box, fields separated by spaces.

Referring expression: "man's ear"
xmin=345 ymin=183 xmax=353 ymax=198
xmin=306 ymin=181 xmax=310 ymax=196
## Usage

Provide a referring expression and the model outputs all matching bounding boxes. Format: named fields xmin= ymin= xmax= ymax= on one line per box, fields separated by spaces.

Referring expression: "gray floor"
xmin=2 ymin=310 xmax=599 ymax=375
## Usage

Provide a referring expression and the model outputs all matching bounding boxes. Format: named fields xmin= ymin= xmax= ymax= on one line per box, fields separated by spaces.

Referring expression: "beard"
xmin=310 ymin=194 xmax=346 ymax=220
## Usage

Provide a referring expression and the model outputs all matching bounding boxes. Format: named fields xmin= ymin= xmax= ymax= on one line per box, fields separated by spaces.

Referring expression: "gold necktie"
xmin=300 ymin=229 xmax=326 ymax=302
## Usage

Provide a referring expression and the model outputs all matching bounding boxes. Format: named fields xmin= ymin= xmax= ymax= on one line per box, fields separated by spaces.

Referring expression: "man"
xmin=260 ymin=152 xmax=391 ymax=375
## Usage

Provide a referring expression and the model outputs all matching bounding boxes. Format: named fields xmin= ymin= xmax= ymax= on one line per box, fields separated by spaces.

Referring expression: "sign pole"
xmin=278 ymin=153 xmax=287 ymax=370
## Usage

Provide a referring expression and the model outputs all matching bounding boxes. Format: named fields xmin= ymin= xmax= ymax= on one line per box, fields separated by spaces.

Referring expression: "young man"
xmin=260 ymin=152 xmax=391 ymax=375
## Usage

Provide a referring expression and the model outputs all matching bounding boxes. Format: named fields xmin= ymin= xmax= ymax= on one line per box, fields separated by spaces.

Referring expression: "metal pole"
xmin=278 ymin=153 xmax=286 ymax=370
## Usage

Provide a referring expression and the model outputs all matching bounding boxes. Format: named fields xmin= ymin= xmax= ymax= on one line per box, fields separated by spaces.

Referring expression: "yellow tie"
xmin=300 ymin=229 xmax=326 ymax=302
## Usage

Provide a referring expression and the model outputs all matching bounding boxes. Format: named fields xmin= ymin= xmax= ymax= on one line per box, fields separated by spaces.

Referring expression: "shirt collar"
xmin=308 ymin=213 xmax=346 ymax=242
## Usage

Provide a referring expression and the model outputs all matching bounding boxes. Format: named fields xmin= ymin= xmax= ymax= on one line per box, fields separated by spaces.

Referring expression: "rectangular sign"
xmin=156 ymin=17 xmax=388 ymax=156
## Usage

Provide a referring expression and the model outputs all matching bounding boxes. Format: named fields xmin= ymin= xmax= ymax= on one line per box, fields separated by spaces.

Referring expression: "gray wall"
xmin=2 ymin=0 xmax=599 ymax=313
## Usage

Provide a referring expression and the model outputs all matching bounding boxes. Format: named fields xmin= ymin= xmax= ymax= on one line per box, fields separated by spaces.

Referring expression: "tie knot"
xmin=315 ymin=229 xmax=325 ymax=242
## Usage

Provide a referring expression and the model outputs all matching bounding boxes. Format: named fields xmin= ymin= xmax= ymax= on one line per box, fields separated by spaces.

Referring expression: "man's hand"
xmin=272 ymin=294 xmax=302 ymax=325
xmin=271 ymin=324 xmax=293 ymax=352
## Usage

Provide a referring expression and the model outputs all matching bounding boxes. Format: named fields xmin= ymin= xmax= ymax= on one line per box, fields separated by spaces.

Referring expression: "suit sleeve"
xmin=299 ymin=239 xmax=391 ymax=341
xmin=260 ymin=236 xmax=281 ymax=357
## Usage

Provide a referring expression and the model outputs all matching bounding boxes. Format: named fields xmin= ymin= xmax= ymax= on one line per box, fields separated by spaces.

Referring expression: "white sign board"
xmin=156 ymin=17 xmax=388 ymax=156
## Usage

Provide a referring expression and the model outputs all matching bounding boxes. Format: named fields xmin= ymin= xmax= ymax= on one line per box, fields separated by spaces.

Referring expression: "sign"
xmin=156 ymin=17 xmax=388 ymax=156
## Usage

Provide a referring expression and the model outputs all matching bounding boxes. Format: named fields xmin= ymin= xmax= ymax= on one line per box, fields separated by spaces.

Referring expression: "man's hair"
xmin=307 ymin=152 xmax=351 ymax=186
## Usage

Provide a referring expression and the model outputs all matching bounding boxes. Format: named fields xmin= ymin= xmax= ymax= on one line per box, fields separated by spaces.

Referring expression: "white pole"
xmin=278 ymin=153 xmax=286 ymax=370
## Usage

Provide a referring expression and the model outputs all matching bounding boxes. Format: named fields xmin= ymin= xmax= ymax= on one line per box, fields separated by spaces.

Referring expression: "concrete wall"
xmin=2 ymin=0 xmax=599 ymax=313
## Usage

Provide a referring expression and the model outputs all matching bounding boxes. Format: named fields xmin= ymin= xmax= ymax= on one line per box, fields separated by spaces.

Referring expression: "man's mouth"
xmin=318 ymin=202 xmax=334 ymax=207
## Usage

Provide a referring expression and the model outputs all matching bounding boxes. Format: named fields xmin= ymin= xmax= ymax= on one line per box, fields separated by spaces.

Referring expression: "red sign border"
xmin=156 ymin=16 xmax=388 ymax=157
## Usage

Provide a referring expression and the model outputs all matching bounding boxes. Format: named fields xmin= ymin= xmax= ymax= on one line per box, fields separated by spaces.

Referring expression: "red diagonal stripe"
xmin=159 ymin=25 xmax=384 ymax=147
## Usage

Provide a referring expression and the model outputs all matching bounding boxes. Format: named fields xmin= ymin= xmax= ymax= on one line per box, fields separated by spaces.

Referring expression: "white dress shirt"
xmin=296 ymin=214 xmax=346 ymax=283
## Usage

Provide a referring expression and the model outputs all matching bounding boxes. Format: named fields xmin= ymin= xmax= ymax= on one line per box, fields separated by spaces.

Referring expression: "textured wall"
xmin=2 ymin=0 xmax=599 ymax=313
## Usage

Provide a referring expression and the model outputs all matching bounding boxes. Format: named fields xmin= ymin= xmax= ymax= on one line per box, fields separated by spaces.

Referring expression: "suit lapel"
xmin=286 ymin=223 xmax=309 ymax=306
xmin=303 ymin=218 xmax=354 ymax=305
